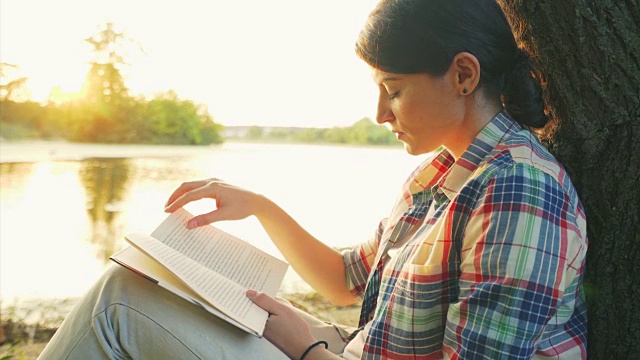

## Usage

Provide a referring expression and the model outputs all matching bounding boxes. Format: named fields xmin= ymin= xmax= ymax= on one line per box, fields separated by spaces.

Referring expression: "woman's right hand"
xmin=165 ymin=179 xmax=354 ymax=306
xmin=163 ymin=178 xmax=267 ymax=229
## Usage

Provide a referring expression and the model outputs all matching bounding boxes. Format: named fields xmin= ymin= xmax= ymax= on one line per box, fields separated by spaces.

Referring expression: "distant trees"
xmin=70 ymin=22 xmax=133 ymax=142
xmin=227 ymin=117 xmax=399 ymax=146
xmin=1 ymin=21 xmax=392 ymax=147
xmin=0 ymin=63 xmax=28 ymax=101
xmin=0 ymin=23 xmax=223 ymax=145
xmin=0 ymin=63 xmax=46 ymax=138
xmin=296 ymin=118 xmax=397 ymax=145
xmin=139 ymin=91 xmax=223 ymax=145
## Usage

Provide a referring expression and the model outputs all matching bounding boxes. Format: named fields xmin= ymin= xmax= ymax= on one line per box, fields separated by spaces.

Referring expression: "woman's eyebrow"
xmin=377 ymin=76 xmax=401 ymax=86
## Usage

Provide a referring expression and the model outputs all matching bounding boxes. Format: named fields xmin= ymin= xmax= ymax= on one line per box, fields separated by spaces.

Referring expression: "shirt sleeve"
xmin=443 ymin=162 xmax=583 ymax=359
xmin=342 ymin=218 xmax=387 ymax=297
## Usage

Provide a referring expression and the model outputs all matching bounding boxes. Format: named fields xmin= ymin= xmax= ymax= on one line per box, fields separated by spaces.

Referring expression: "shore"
xmin=1 ymin=292 xmax=361 ymax=359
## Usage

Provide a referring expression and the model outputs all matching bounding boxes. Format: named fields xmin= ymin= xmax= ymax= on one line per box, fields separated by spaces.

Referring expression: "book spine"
xmin=111 ymin=257 xmax=159 ymax=284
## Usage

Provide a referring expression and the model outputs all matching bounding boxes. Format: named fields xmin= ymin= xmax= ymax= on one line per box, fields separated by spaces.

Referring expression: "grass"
xmin=0 ymin=298 xmax=70 ymax=360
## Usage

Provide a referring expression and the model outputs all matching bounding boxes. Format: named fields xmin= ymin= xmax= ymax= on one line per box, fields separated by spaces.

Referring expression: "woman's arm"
xmin=164 ymin=179 xmax=357 ymax=306
xmin=247 ymin=290 xmax=341 ymax=360
xmin=444 ymin=163 xmax=587 ymax=358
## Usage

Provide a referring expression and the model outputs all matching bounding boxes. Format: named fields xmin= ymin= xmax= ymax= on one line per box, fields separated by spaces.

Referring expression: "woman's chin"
xmin=403 ymin=142 xmax=439 ymax=156
xmin=402 ymin=143 xmax=421 ymax=156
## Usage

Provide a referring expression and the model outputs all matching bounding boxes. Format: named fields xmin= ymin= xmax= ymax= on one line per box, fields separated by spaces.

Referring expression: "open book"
xmin=110 ymin=208 xmax=288 ymax=337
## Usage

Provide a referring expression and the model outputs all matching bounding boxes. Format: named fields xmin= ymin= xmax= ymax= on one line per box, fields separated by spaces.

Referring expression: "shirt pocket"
xmin=394 ymin=262 xmax=460 ymax=304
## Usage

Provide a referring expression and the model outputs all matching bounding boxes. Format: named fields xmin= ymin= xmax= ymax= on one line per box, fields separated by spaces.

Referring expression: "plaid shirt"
xmin=343 ymin=112 xmax=588 ymax=359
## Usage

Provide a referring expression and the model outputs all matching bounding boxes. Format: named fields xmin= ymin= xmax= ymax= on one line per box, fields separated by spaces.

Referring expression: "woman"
xmin=39 ymin=0 xmax=588 ymax=359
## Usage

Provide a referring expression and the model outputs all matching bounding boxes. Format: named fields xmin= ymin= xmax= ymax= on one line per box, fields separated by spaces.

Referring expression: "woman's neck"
xmin=445 ymin=101 xmax=502 ymax=160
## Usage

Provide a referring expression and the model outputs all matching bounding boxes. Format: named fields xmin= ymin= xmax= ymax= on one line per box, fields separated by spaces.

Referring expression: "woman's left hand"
xmin=246 ymin=290 xmax=319 ymax=359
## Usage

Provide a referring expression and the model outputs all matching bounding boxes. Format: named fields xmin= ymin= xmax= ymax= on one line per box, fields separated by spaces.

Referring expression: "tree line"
xmin=0 ymin=23 xmax=223 ymax=145
xmin=239 ymin=117 xmax=399 ymax=146
xmin=0 ymin=22 xmax=396 ymax=147
xmin=0 ymin=89 xmax=224 ymax=145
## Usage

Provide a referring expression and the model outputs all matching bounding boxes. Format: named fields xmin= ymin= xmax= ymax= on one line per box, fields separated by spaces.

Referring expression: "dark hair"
xmin=356 ymin=0 xmax=548 ymax=129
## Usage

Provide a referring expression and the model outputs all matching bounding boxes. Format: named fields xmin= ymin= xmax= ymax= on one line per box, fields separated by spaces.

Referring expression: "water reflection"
xmin=0 ymin=160 xmax=101 ymax=300
xmin=78 ymin=158 xmax=132 ymax=263
xmin=1 ymin=142 xmax=422 ymax=300
xmin=0 ymin=162 xmax=36 ymax=196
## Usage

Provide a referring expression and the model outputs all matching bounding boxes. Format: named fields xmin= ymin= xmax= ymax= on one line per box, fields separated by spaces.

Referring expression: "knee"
xmin=88 ymin=265 xmax=156 ymax=313
xmin=98 ymin=264 xmax=141 ymax=292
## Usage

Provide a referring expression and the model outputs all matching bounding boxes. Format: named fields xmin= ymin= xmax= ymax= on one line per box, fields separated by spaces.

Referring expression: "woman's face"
xmin=372 ymin=68 xmax=464 ymax=156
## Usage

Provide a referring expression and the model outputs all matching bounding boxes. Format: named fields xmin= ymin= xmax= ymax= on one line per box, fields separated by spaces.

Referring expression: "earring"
xmin=462 ymin=88 xmax=468 ymax=94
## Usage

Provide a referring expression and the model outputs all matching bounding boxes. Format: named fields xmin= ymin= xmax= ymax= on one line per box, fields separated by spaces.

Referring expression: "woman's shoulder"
xmin=473 ymin=128 xmax=582 ymax=211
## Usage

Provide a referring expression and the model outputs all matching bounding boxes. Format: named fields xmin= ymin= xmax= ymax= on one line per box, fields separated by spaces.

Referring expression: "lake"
xmin=0 ymin=140 xmax=423 ymax=303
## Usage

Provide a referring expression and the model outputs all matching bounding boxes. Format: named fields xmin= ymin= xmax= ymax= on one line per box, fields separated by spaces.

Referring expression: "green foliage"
xmin=297 ymin=118 xmax=398 ymax=145
xmin=0 ymin=121 xmax=38 ymax=140
xmin=0 ymin=101 xmax=42 ymax=139
xmin=0 ymin=23 xmax=223 ymax=145
xmin=0 ymin=344 xmax=15 ymax=360
xmin=229 ymin=117 xmax=399 ymax=146
xmin=140 ymin=91 xmax=223 ymax=145
xmin=69 ymin=23 xmax=139 ymax=143
xmin=0 ymin=95 xmax=223 ymax=145
xmin=197 ymin=113 xmax=224 ymax=145
xmin=246 ymin=126 xmax=265 ymax=140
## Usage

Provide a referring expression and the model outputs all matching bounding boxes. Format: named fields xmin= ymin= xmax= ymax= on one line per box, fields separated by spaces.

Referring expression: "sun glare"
xmin=45 ymin=65 xmax=89 ymax=104
xmin=23 ymin=59 xmax=89 ymax=104
xmin=47 ymin=86 xmax=85 ymax=104
xmin=2 ymin=0 xmax=380 ymax=126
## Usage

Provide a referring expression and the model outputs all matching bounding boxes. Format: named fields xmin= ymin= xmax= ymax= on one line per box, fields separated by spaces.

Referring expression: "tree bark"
xmin=498 ymin=1 xmax=640 ymax=358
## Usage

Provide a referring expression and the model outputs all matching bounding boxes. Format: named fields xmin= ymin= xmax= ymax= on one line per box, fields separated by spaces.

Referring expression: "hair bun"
xmin=503 ymin=47 xmax=549 ymax=129
xmin=509 ymin=48 xmax=532 ymax=78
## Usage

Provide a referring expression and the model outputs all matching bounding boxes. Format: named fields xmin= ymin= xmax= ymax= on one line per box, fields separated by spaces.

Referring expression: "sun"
xmin=25 ymin=59 xmax=89 ymax=104
xmin=47 ymin=85 xmax=86 ymax=104
xmin=46 ymin=64 xmax=90 ymax=104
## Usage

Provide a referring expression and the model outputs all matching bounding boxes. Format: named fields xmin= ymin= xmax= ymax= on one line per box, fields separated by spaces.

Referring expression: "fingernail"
xmin=187 ymin=219 xmax=198 ymax=229
xmin=246 ymin=289 xmax=257 ymax=297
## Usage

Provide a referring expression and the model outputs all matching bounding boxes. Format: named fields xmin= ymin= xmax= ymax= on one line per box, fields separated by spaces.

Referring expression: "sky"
xmin=0 ymin=0 xmax=381 ymax=127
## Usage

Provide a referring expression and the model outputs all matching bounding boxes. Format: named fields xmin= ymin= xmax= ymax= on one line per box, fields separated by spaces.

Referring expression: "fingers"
xmin=246 ymin=290 xmax=318 ymax=359
xmin=186 ymin=208 xmax=229 ymax=229
xmin=246 ymin=290 xmax=282 ymax=316
xmin=164 ymin=180 xmax=208 ymax=209
xmin=163 ymin=178 xmax=255 ymax=229
xmin=164 ymin=180 xmax=222 ymax=213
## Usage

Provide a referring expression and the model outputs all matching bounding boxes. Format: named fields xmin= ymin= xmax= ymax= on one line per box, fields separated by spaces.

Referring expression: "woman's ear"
xmin=450 ymin=52 xmax=481 ymax=96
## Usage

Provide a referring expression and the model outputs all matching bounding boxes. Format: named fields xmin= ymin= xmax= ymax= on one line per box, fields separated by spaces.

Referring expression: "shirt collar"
xmin=438 ymin=111 xmax=519 ymax=200
xmin=402 ymin=111 xmax=519 ymax=204
xmin=401 ymin=149 xmax=455 ymax=205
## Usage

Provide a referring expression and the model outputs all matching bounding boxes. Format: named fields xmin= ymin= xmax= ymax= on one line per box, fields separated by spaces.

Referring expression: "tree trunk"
xmin=498 ymin=1 xmax=640 ymax=358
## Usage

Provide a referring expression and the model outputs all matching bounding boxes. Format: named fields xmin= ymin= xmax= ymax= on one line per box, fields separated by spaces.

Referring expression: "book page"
xmin=150 ymin=208 xmax=287 ymax=296
xmin=110 ymin=247 xmax=256 ymax=334
xmin=126 ymin=233 xmax=267 ymax=333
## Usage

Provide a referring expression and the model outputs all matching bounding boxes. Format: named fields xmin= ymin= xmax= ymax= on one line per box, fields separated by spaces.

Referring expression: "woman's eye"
xmin=388 ymin=91 xmax=399 ymax=100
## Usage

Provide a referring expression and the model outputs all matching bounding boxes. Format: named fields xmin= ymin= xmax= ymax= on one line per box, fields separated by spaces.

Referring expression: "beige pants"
xmin=39 ymin=264 xmax=350 ymax=359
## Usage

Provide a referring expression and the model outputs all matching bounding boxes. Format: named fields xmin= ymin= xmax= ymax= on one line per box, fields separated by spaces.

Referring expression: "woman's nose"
xmin=376 ymin=100 xmax=394 ymax=125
